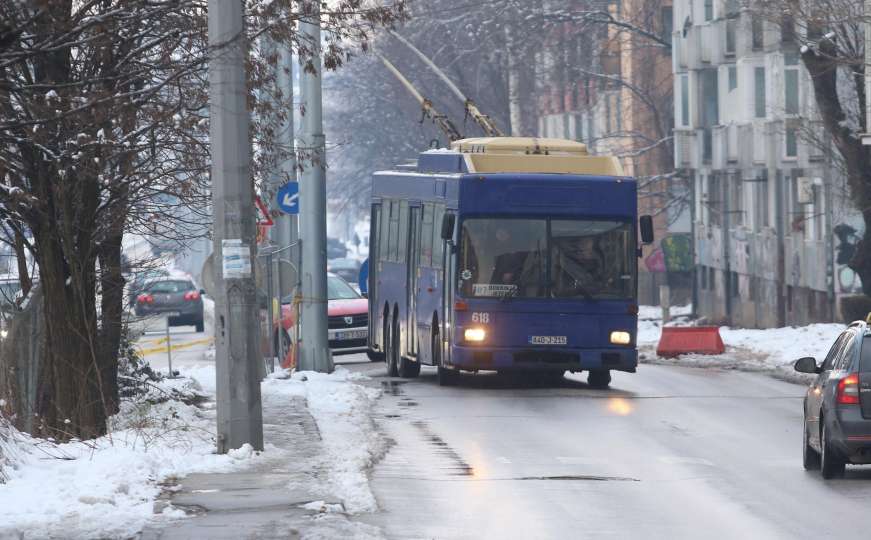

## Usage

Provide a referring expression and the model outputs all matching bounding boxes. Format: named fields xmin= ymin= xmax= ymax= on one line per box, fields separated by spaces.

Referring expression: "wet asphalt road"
xmin=342 ymin=360 xmax=871 ymax=540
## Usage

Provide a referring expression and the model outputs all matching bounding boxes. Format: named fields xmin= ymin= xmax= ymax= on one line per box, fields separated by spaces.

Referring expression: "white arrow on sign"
xmin=282 ymin=192 xmax=299 ymax=207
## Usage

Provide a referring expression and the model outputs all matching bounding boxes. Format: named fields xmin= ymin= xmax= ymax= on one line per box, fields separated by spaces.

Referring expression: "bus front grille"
xmin=514 ymin=351 xmax=580 ymax=365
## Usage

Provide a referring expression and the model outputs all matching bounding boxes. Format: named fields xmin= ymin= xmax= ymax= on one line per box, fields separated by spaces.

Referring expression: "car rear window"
xmin=862 ymin=336 xmax=871 ymax=373
xmin=147 ymin=280 xmax=194 ymax=293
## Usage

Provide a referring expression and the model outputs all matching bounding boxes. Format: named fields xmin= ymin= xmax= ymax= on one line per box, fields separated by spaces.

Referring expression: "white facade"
xmin=673 ymin=0 xmax=859 ymax=326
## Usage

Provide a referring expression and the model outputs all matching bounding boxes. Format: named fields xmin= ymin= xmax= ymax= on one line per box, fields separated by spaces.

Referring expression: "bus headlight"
xmin=464 ymin=327 xmax=486 ymax=342
xmin=610 ymin=331 xmax=631 ymax=345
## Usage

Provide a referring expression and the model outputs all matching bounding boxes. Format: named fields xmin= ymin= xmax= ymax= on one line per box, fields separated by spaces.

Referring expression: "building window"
xmin=704 ymin=0 xmax=713 ymax=21
xmin=728 ymin=66 xmax=737 ymax=91
xmin=680 ymin=74 xmax=690 ymax=126
xmin=754 ymin=67 xmax=766 ymax=118
xmin=708 ymin=174 xmax=723 ymax=227
xmin=812 ymin=184 xmax=823 ymax=241
xmin=756 ymin=170 xmax=770 ymax=229
xmin=661 ymin=7 xmax=673 ymax=46
xmin=725 ymin=19 xmax=736 ymax=55
xmin=781 ymin=15 xmax=796 ymax=43
xmin=752 ymin=17 xmax=764 ymax=50
xmin=785 ymin=126 xmax=798 ymax=157
xmin=784 ymin=68 xmax=799 ymax=115
xmin=700 ymin=265 xmax=708 ymax=290
xmin=701 ymin=69 xmax=719 ymax=125
xmin=728 ymin=174 xmax=744 ymax=227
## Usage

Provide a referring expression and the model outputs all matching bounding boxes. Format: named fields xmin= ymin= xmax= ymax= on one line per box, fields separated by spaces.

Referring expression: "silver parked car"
xmin=795 ymin=320 xmax=871 ymax=478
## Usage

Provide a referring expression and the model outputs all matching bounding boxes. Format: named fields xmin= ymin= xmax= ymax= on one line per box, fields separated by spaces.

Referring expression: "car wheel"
xmin=802 ymin=417 xmax=820 ymax=471
xmin=820 ymin=420 xmax=845 ymax=479
xmin=195 ymin=319 xmax=205 ymax=333
xmin=386 ymin=320 xmax=399 ymax=377
xmin=366 ymin=349 xmax=384 ymax=363
xmin=587 ymin=369 xmax=611 ymax=389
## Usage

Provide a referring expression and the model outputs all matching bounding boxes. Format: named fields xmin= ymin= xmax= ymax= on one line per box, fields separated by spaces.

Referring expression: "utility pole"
xmin=297 ymin=4 xmax=332 ymax=373
xmin=208 ymin=0 xmax=264 ymax=452
xmin=276 ymin=45 xmax=299 ymax=298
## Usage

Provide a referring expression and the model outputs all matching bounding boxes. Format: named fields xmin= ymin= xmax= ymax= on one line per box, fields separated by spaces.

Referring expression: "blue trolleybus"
xmin=367 ymin=137 xmax=653 ymax=387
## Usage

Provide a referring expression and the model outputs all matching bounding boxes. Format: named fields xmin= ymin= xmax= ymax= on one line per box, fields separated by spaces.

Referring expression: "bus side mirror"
xmin=639 ymin=215 xmax=654 ymax=245
xmin=441 ymin=214 xmax=456 ymax=241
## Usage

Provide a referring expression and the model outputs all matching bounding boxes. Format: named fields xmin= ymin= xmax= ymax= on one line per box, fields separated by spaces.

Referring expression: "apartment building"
xmin=537 ymin=0 xmax=691 ymax=305
xmin=672 ymin=0 xmax=861 ymax=326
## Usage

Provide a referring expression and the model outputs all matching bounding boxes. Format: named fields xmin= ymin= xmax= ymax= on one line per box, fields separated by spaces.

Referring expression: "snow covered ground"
xmin=0 ymin=362 xmax=383 ymax=539
xmin=638 ymin=305 xmax=845 ymax=375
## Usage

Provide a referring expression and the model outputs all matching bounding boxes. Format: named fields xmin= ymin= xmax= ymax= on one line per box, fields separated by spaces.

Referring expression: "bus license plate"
xmin=529 ymin=336 xmax=567 ymax=345
xmin=337 ymin=330 xmax=367 ymax=340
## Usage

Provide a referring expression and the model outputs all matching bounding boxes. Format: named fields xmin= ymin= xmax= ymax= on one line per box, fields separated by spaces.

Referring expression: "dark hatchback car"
xmin=795 ymin=321 xmax=871 ymax=478
xmin=134 ymin=279 xmax=205 ymax=332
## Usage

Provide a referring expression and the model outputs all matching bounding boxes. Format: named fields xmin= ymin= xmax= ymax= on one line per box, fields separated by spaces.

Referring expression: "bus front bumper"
xmin=449 ymin=346 xmax=637 ymax=373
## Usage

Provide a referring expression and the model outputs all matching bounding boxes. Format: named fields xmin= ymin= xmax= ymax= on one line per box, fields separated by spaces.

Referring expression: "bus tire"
xmin=386 ymin=320 xmax=399 ymax=377
xmin=399 ymin=356 xmax=421 ymax=378
xmin=587 ymin=370 xmax=611 ymax=389
xmin=434 ymin=331 xmax=456 ymax=386
xmin=366 ymin=349 xmax=384 ymax=362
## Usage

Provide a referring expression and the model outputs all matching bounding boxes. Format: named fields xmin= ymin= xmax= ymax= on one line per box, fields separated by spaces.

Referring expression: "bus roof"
xmin=415 ymin=137 xmax=625 ymax=176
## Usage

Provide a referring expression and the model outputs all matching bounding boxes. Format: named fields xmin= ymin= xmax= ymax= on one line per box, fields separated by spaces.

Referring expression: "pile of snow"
xmin=637 ymin=304 xmax=846 ymax=371
xmin=0 ymin=373 xmax=266 ymax=539
xmin=261 ymin=367 xmax=384 ymax=514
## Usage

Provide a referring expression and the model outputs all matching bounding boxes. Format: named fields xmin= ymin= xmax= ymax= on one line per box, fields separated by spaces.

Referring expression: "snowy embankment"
xmin=638 ymin=305 xmax=845 ymax=374
xmin=0 ymin=364 xmax=383 ymax=538
xmin=262 ymin=367 xmax=384 ymax=514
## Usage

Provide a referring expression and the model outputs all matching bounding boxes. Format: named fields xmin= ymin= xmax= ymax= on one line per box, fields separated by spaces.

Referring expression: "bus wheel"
xmin=386 ymin=322 xmax=399 ymax=377
xmin=399 ymin=356 xmax=421 ymax=378
xmin=434 ymin=331 xmax=455 ymax=386
xmin=587 ymin=370 xmax=611 ymax=389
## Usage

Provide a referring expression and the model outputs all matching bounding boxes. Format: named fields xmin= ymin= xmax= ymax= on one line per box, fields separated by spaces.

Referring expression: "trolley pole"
xmin=297 ymin=4 xmax=332 ymax=373
xmin=208 ymin=0 xmax=264 ymax=452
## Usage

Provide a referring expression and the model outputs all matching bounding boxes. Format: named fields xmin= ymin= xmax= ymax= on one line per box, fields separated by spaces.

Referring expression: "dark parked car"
xmin=134 ymin=279 xmax=205 ymax=332
xmin=795 ymin=320 xmax=871 ymax=478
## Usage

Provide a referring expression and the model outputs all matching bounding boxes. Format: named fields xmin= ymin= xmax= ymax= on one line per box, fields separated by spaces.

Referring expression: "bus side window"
xmin=388 ymin=200 xmax=400 ymax=261
xmin=421 ymin=203 xmax=434 ymax=267
xmin=432 ymin=204 xmax=445 ymax=269
xmin=379 ymin=200 xmax=392 ymax=263
xmin=398 ymin=200 xmax=409 ymax=262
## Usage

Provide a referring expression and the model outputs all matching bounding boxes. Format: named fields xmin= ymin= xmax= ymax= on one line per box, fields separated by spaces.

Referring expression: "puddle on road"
xmin=380 ymin=380 xmax=407 ymax=396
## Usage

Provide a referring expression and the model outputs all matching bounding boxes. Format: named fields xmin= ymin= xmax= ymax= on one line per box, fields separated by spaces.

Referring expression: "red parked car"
xmin=271 ymin=274 xmax=368 ymax=363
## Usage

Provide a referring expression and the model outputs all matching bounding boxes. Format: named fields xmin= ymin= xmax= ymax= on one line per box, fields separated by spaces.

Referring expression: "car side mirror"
xmin=441 ymin=214 xmax=456 ymax=241
xmin=361 ymin=292 xmax=368 ymax=298
xmin=794 ymin=356 xmax=821 ymax=374
xmin=639 ymin=215 xmax=654 ymax=245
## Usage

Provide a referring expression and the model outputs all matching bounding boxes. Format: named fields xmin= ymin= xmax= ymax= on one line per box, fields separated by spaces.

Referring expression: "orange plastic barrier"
xmin=656 ymin=326 xmax=725 ymax=358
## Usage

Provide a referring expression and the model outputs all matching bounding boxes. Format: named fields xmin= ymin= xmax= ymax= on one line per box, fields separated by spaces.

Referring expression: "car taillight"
xmin=137 ymin=294 xmax=153 ymax=304
xmin=184 ymin=291 xmax=200 ymax=301
xmin=837 ymin=373 xmax=860 ymax=405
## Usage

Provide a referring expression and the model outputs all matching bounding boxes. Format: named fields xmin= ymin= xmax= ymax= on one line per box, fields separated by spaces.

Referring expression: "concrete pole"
xmin=276 ymin=45 xmax=299 ymax=301
xmin=297 ymin=5 xmax=332 ymax=373
xmin=208 ymin=0 xmax=264 ymax=452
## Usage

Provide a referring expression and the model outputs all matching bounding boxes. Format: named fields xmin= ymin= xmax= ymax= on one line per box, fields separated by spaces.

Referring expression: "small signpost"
xmin=277 ymin=182 xmax=300 ymax=214
xmin=164 ymin=312 xmax=180 ymax=377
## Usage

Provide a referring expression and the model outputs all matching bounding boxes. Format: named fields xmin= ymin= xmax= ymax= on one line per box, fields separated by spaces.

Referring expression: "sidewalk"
xmin=139 ymin=367 xmax=385 ymax=540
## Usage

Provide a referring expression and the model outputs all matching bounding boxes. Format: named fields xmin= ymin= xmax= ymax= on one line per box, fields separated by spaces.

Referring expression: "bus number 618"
xmin=471 ymin=312 xmax=490 ymax=324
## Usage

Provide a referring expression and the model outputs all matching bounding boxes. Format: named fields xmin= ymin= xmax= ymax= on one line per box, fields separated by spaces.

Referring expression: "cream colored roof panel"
xmin=451 ymin=137 xmax=588 ymax=156
xmin=448 ymin=136 xmax=624 ymax=176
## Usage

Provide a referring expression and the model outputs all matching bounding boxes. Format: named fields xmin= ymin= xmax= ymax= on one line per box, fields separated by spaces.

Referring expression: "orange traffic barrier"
xmin=656 ymin=326 xmax=725 ymax=358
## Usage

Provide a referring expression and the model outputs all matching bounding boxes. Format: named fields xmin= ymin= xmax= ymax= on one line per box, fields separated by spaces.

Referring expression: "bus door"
xmin=369 ymin=203 xmax=382 ymax=352
xmin=407 ymin=205 xmax=422 ymax=356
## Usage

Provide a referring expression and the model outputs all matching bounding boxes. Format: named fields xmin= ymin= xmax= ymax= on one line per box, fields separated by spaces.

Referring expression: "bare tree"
xmin=0 ymin=0 xmax=406 ymax=439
